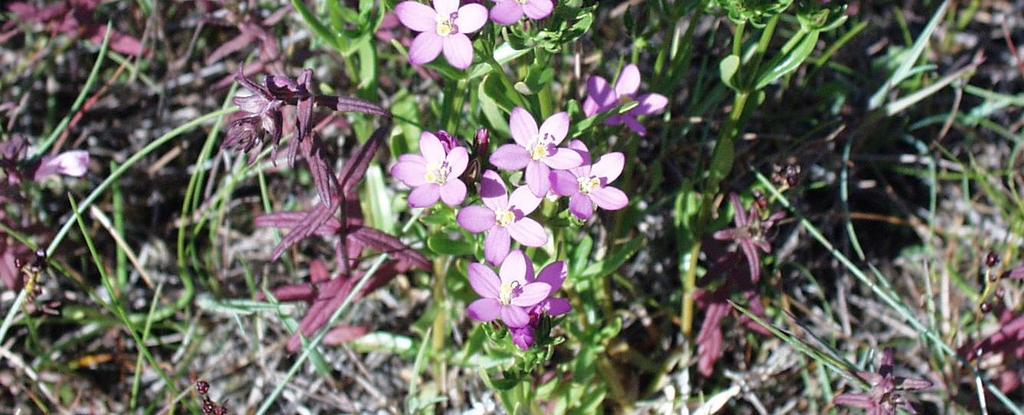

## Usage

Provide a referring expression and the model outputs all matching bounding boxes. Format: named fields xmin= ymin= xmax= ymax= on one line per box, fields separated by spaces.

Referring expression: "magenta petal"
xmin=525 ymin=161 xmax=550 ymax=196
xmin=508 ymin=186 xmax=542 ymax=215
xmin=584 ymin=76 xmax=616 ymax=117
xmin=489 ymin=0 xmax=524 ymax=25
xmin=490 ymin=144 xmax=531 ymax=171
xmin=589 ymin=186 xmax=629 ymax=210
xmin=408 ymin=184 xmax=441 ymax=208
xmin=508 ymin=217 xmax=547 ymax=247
xmin=631 ymin=93 xmax=668 ymax=116
xmin=544 ymin=298 xmax=572 ymax=316
xmin=542 ymin=148 xmax=584 ymax=170
xmin=522 ymin=0 xmax=553 ymax=20
xmin=484 ymin=227 xmax=511 ymax=265
xmin=615 ymin=64 xmax=641 ymax=97
xmin=395 ymin=1 xmax=438 ymax=32
xmin=591 ymin=152 xmax=625 ymax=183
xmin=442 ymin=34 xmax=474 ymax=70
xmin=455 ymin=3 xmax=488 ymax=33
xmin=536 ymin=261 xmax=567 ymax=291
xmin=509 ymin=107 xmax=539 ymax=147
xmin=500 ymin=305 xmax=530 ymax=327
xmin=623 ymin=116 xmax=647 ymax=135
xmin=569 ymin=193 xmax=594 ymax=219
xmin=511 ymin=282 xmax=550 ymax=307
xmin=468 ymin=298 xmax=501 ymax=322
xmin=550 ymin=170 xmax=579 ymax=197
xmin=468 ymin=263 xmax=501 ymax=298
xmin=498 ymin=250 xmax=532 ymax=285
xmin=457 ymin=205 xmax=497 ymax=233
xmin=420 ymin=132 xmax=446 ymax=164
xmin=440 ymin=180 xmax=466 ymax=206
xmin=409 ymin=32 xmax=443 ymax=65
xmin=446 ymin=146 xmax=469 ymax=177
xmin=390 ymin=160 xmax=427 ymax=187
xmin=539 ymin=112 xmax=569 ymax=144
xmin=480 ymin=170 xmax=509 ymax=211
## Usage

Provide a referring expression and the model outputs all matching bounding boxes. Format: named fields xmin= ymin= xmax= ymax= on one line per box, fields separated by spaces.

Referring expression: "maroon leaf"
xmin=348 ymin=227 xmax=429 ymax=271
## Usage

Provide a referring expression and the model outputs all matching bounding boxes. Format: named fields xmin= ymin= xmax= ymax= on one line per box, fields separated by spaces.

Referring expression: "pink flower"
xmin=394 ymin=0 xmax=488 ymax=70
xmin=391 ymin=131 xmax=469 ymax=208
xmin=466 ymin=250 xmax=551 ymax=328
xmin=457 ymin=170 xmax=546 ymax=265
xmin=583 ymin=64 xmax=668 ymax=136
xmin=489 ymin=107 xmax=583 ymax=196
xmin=489 ymin=0 xmax=553 ymax=25
xmin=549 ymin=140 xmax=628 ymax=220
xmin=33 ymin=150 xmax=89 ymax=181
xmin=528 ymin=259 xmax=571 ymax=317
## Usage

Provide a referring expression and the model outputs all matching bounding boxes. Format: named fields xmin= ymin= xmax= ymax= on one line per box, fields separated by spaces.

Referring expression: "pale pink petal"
xmin=484 ymin=227 xmax=511 ymax=265
xmin=442 ymin=34 xmax=474 ymax=70
xmin=440 ymin=180 xmax=466 ymax=206
xmin=457 ymin=205 xmax=496 ymax=232
xmin=420 ymin=131 xmax=446 ymax=164
xmin=409 ymin=32 xmax=443 ymax=65
xmin=508 ymin=186 xmax=542 ymax=215
xmin=623 ymin=116 xmax=647 ymax=135
xmin=468 ymin=262 xmax=501 ymax=298
xmin=468 ymin=298 xmax=501 ymax=322
xmin=480 ymin=170 xmax=509 ymax=211
xmin=589 ymin=186 xmax=628 ymax=210
xmin=549 ymin=170 xmax=578 ymax=196
xmin=631 ymin=93 xmax=668 ymax=116
xmin=500 ymin=305 xmax=530 ymax=327
xmin=511 ymin=282 xmax=550 ymax=307
xmin=569 ymin=193 xmax=593 ymax=219
xmin=567 ymin=140 xmax=592 ymax=176
xmin=509 ymin=107 xmax=539 ymax=147
xmin=542 ymin=148 xmax=583 ymax=170
xmin=398 ymin=154 xmax=426 ymax=164
xmin=390 ymin=160 xmax=428 ymax=187
xmin=536 ymin=261 xmax=567 ymax=291
xmin=455 ymin=3 xmax=488 ymax=33
xmin=395 ymin=1 xmax=438 ymax=32
xmin=408 ymin=183 xmax=441 ymax=208
xmin=490 ymin=143 xmax=530 ymax=171
xmin=525 ymin=160 xmax=550 ymax=196
xmin=615 ymin=64 xmax=641 ymax=97
xmin=508 ymin=217 xmax=547 ymax=247
xmin=433 ymin=0 xmax=458 ymax=16
xmin=591 ymin=152 xmax=625 ymax=183
xmin=446 ymin=146 xmax=469 ymax=177
xmin=35 ymin=150 xmax=89 ymax=180
xmin=499 ymin=250 xmax=530 ymax=286
xmin=538 ymin=112 xmax=569 ymax=144
xmin=522 ymin=0 xmax=553 ymax=20
xmin=489 ymin=1 xmax=524 ymax=25
xmin=584 ymin=76 xmax=616 ymax=117
xmin=543 ymin=298 xmax=572 ymax=316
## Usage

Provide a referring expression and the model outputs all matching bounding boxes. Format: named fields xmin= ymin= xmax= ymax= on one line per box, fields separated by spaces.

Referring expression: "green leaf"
xmin=427 ymin=234 xmax=475 ymax=256
xmin=755 ymin=30 xmax=819 ymax=90
xmin=719 ymin=54 xmax=741 ymax=91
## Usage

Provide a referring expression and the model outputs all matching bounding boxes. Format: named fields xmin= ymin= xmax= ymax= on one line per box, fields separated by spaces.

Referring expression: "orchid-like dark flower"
xmin=833 ymin=348 xmax=932 ymax=414
xmin=713 ymin=193 xmax=784 ymax=283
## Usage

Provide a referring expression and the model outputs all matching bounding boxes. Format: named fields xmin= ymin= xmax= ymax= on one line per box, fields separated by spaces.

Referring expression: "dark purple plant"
xmin=832 ymin=348 xmax=932 ymax=414
xmin=959 ymin=308 xmax=1024 ymax=393
xmin=713 ymin=193 xmax=784 ymax=284
xmin=4 ymin=0 xmax=144 ymax=56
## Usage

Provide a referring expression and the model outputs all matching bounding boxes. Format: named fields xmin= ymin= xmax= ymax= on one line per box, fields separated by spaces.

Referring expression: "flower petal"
xmin=433 ymin=0 xmax=458 ymax=16
xmin=508 ymin=185 xmax=542 ymax=215
xmin=550 ymin=170 xmax=579 ymax=197
xmin=539 ymin=112 xmax=569 ymax=144
xmin=408 ymin=183 xmax=441 ymax=208
xmin=615 ymin=64 xmax=641 ymax=97
xmin=623 ymin=116 xmax=647 ymax=135
xmin=468 ymin=298 xmax=501 ymax=322
xmin=631 ymin=93 xmax=668 ymax=116
xmin=511 ymin=282 xmax=550 ymax=307
xmin=591 ymin=152 xmax=625 ymax=183
xmin=536 ymin=261 xmax=567 ymax=291
xmin=420 ymin=131 xmax=446 ymax=164
xmin=442 ymin=34 xmax=474 ymax=70
xmin=440 ymin=180 xmax=467 ymax=206
xmin=409 ymin=32 xmax=443 ymax=65
xmin=522 ymin=0 xmax=553 ymax=20
xmin=542 ymin=147 xmax=583 ymax=170
xmin=468 ymin=262 xmax=501 ymax=298
xmin=525 ymin=161 xmax=550 ymax=196
xmin=446 ymin=146 xmax=469 ymax=177
xmin=569 ymin=193 xmax=593 ymax=219
xmin=500 ymin=305 xmax=530 ymax=327
xmin=484 ymin=226 xmax=511 ymax=265
xmin=584 ymin=76 xmax=616 ymax=117
xmin=457 ymin=205 xmax=496 ymax=233
xmin=508 ymin=217 xmax=547 ymax=247
xmin=490 ymin=144 xmax=531 ymax=171
xmin=509 ymin=107 xmax=539 ymax=147
xmin=455 ymin=3 xmax=488 ymax=33
xmin=499 ymin=250 xmax=531 ymax=286
xmin=390 ymin=159 xmax=427 ymax=187
xmin=543 ymin=297 xmax=572 ymax=316
xmin=489 ymin=1 xmax=523 ymax=25
xmin=395 ymin=1 xmax=438 ymax=32
xmin=567 ymin=140 xmax=592 ymax=176
xmin=480 ymin=169 xmax=509 ymax=211
xmin=589 ymin=186 xmax=628 ymax=210
xmin=35 ymin=150 xmax=89 ymax=180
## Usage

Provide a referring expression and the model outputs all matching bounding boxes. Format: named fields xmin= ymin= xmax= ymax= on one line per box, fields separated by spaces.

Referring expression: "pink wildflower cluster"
xmin=583 ymin=64 xmax=668 ymax=136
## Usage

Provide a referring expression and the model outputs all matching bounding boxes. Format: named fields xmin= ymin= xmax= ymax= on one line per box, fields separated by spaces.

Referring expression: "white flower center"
xmin=495 ymin=209 xmax=516 ymax=227
xmin=424 ymin=162 xmax=452 ymax=184
xmin=515 ymin=0 xmax=530 ymax=4
xmin=578 ymin=176 xmax=601 ymax=194
xmin=436 ymin=13 xmax=458 ymax=37
xmin=529 ymin=142 xmax=550 ymax=160
xmin=499 ymin=280 xmax=522 ymax=305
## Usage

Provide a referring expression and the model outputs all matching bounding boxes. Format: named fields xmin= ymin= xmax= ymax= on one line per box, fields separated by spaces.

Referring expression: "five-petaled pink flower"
xmin=583 ymin=64 xmax=668 ymax=136
xmin=457 ymin=170 xmax=547 ymax=265
xmin=489 ymin=107 xmax=583 ymax=196
xmin=549 ymin=140 xmax=628 ymax=220
xmin=489 ymin=0 xmax=554 ymax=25
xmin=394 ymin=0 xmax=488 ymax=70
xmin=467 ymin=250 xmax=551 ymax=327
xmin=391 ymin=131 xmax=469 ymax=208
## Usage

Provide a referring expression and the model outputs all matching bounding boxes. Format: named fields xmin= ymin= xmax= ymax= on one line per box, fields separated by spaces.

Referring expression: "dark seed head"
xmin=196 ymin=380 xmax=210 ymax=395
xmin=980 ymin=302 xmax=993 ymax=313
xmin=986 ymin=251 xmax=999 ymax=268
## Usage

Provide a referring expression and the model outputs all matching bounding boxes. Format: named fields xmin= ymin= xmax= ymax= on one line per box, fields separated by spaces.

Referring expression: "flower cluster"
xmin=583 ymin=64 xmax=668 ymax=136
xmin=394 ymin=0 xmax=555 ymax=70
xmin=832 ymin=348 xmax=932 ymax=415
